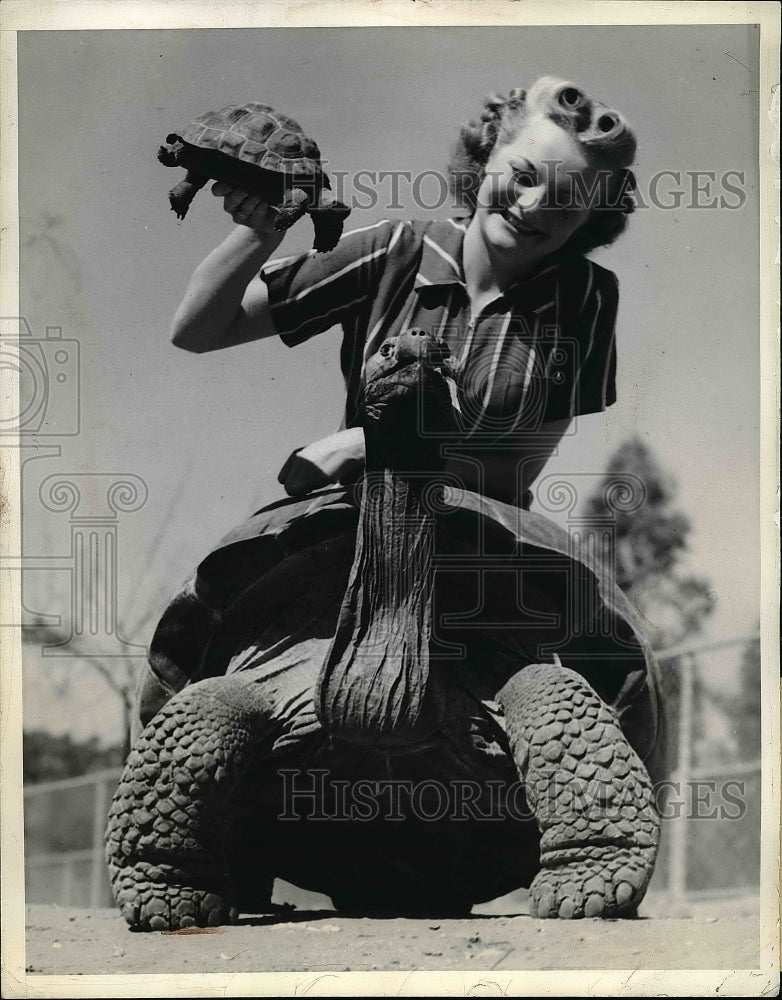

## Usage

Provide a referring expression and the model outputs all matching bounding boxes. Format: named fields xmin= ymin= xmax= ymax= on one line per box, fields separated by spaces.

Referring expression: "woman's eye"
xmin=512 ymin=169 xmax=538 ymax=189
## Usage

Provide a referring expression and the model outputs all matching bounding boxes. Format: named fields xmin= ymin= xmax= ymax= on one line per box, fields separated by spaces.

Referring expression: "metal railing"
xmin=24 ymin=767 xmax=121 ymax=908
xmin=650 ymin=633 xmax=761 ymax=904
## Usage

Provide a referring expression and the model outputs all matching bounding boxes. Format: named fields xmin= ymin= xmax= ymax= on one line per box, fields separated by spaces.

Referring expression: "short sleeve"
xmin=570 ymin=266 xmax=619 ymax=416
xmin=260 ymin=220 xmax=397 ymax=347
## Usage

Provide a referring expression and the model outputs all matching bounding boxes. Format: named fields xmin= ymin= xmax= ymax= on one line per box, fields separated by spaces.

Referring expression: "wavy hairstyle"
xmin=448 ymin=76 xmax=638 ymax=255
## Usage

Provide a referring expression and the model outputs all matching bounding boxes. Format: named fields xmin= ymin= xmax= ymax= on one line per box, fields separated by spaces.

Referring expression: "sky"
xmin=13 ymin=22 xmax=764 ymax=742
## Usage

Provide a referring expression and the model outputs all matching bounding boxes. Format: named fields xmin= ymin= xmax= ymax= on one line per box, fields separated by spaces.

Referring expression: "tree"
xmin=23 ymin=730 xmax=124 ymax=784
xmin=581 ymin=436 xmax=717 ymax=775
xmin=21 ymin=467 xmax=193 ymax=761
xmin=22 ymin=620 xmax=141 ymax=762
xmin=582 ymin=436 xmax=714 ymax=651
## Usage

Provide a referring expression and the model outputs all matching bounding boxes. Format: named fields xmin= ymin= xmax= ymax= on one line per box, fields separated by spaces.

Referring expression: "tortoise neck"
xmin=315 ymin=422 xmax=446 ymax=748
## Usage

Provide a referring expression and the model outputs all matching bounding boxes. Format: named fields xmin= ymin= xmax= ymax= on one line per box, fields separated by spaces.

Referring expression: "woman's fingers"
xmin=209 ymin=181 xmax=281 ymax=237
xmin=210 ymin=182 xmax=267 ymax=222
xmin=242 ymin=200 xmax=274 ymax=230
xmin=211 ymin=180 xmax=251 ymax=206
xmin=278 ymin=449 xmax=332 ymax=497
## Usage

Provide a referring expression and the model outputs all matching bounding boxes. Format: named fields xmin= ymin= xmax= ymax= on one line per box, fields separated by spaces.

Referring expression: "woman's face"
xmin=476 ymin=113 xmax=597 ymax=265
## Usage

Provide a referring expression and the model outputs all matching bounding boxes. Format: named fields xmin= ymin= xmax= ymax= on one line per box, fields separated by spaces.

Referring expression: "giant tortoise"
xmin=106 ymin=328 xmax=665 ymax=930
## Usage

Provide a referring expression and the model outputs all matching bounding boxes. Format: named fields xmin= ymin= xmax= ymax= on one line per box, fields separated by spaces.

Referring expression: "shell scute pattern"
xmin=158 ymin=101 xmax=349 ymax=250
xmin=182 ymin=105 xmax=323 ymax=174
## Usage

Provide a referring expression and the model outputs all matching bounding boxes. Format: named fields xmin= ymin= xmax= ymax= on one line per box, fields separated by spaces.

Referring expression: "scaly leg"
xmin=274 ymin=187 xmax=310 ymax=230
xmin=105 ymin=676 xmax=276 ymax=931
xmin=498 ymin=663 xmax=660 ymax=919
xmin=167 ymin=170 xmax=209 ymax=220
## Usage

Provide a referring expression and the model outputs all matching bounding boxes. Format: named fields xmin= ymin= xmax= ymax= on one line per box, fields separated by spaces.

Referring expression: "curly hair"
xmin=448 ymin=76 xmax=638 ymax=255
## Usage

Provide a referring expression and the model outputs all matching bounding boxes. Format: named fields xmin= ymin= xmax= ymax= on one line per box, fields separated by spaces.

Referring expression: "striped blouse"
xmin=261 ymin=217 xmax=619 ymax=443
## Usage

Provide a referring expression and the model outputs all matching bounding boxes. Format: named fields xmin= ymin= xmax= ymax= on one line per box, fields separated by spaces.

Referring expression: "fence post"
xmin=90 ymin=773 xmax=110 ymax=908
xmin=668 ymin=652 xmax=695 ymax=906
xmin=60 ymin=856 xmax=74 ymax=907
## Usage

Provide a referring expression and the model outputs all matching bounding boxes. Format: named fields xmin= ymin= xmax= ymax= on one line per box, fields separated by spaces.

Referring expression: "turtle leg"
xmin=168 ymin=171 xmax=210 ymax=220
xmin=497 ymin=663 xmax=660 ymax=919
xmin=274 ymin=187 xmax=310 ymax=231
xmin=105 ymin=675 xmax=277 ymax=931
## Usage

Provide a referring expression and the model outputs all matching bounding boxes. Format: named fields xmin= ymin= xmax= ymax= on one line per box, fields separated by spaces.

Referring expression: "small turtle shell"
xmin=180 ymin=103 xmax=323 ymax=176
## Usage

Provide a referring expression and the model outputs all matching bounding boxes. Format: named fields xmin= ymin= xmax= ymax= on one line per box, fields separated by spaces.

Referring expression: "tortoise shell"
xmin=178 ymin=103 xmax=324 ymax=176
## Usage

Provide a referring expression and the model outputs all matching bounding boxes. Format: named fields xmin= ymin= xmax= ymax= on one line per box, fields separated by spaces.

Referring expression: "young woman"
xmin=136 ymin=77 xmax=663 ymax=787
xmin=170 ymin=76 xmax=633 ymax=506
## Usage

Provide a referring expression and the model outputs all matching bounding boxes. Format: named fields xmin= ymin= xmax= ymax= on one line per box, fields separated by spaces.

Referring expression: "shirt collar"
xmin=413 ymin=218 xmax=469 ymax=291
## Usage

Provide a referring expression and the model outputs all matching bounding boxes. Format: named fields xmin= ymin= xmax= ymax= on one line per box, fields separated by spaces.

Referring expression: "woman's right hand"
xmin=278 ymin=427 xmax=366 ymax=497
xmin=211 ymin=181 xmax=284 ymax=245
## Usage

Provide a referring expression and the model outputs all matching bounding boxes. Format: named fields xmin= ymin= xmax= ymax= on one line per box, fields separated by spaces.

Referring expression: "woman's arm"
xmin=170 ymin=185 xmax=286 ymax=354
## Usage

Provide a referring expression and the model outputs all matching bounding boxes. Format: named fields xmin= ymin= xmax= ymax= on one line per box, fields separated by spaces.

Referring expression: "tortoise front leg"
xmin=105 ymin=676 xmax=276 ymax=931
xmin=167 ymin=170 xmax=210 ymax=219
xmin=498 ymin=663 xmax=660 ymax=919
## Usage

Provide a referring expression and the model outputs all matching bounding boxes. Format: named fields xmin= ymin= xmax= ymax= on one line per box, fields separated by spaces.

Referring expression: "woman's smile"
xmin=469 ymin=114 xmax=598 ymax=278
xmin=499 ymin=206 xmax=546 ymax=239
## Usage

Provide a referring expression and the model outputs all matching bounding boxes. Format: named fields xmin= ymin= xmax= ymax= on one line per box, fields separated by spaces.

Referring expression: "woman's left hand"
xmin=278 ymin=428 xmax=366 ymax=497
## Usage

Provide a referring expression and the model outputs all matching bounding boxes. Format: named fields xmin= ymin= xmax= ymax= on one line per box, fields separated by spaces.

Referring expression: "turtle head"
xmin=362 ymin=328 xmax=461 ymax=446
xmin=365 ymin=329 xmax=454 ymax=395
xmin=157 ymin=135 xmax=186 ymax=167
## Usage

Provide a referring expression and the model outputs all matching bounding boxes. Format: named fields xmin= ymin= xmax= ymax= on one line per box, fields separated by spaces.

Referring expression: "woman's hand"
xmin=211 ymin=182 xmax=283 ymax=245
xmin=278 ymin=428 xmax=366 ymax=498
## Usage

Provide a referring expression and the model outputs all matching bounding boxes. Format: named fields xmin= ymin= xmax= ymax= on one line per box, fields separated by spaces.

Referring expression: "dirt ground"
xmin=24 ymin=890 xmax=761 ymax=977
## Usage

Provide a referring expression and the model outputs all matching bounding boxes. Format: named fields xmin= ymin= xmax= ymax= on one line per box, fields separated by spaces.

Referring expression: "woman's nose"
xmin=513 ymin=182 xmax=546 ymax=212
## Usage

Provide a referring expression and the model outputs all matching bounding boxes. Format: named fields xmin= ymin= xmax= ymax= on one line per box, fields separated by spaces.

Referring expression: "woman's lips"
xmin=501 ymin=208 xmax=545 ymax=238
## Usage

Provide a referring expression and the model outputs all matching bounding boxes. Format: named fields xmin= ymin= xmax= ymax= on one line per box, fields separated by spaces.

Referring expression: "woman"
xmin=170 ymin=76 xmax=632 ymax=504
xmin=137 ymin=77 xmax=663 ymax=785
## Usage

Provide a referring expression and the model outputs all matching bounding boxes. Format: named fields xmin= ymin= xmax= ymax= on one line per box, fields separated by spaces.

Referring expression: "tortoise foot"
xmin=106 ymin=677 xmax=274 ymax=930
xmin=112 ymin=860 xmax=238 ymax=931
xmin=499 ymin=663 xmax=660 ymax=920
xmin=529 ymin=844 xmax=653 ymax=919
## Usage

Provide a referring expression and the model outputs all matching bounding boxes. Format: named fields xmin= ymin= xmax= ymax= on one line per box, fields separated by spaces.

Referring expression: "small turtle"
xmin=157 ymin=103 xmax=351 ymax=252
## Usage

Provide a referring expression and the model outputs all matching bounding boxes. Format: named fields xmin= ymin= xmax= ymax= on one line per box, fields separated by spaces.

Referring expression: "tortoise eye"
xmin=597 ymin=113 xmax=617 ymax=133
xmin=379 ymin=341 xmax=395 ymax=357
xmin=560 ymin=87 xmax=583 ymax=108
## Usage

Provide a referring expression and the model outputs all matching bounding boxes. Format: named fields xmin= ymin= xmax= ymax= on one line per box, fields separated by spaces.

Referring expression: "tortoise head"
xmin=362 ymin=329 xmax=460 ymax=443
